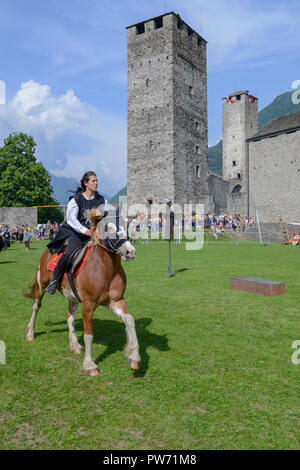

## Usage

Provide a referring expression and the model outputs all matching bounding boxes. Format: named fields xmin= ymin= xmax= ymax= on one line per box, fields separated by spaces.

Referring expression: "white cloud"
xmin=291 ymin=80 xmax=300 ymax=89
xmin=0 ymin=80 xmax=126 ymax=196
xmin=0 ymin=80 xmax=6 ymax=105
xmin=174 ymin=0 xmax=299 ymax=70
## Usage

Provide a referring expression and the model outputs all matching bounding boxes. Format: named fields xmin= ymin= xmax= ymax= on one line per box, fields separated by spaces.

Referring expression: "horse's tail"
xmin=24 ymin=282 xmax=35 ymax=299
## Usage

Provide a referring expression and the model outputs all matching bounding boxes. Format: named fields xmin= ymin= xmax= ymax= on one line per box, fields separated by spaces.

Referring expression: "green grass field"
xmin=0 ymin=237 xmax=299 ymax=450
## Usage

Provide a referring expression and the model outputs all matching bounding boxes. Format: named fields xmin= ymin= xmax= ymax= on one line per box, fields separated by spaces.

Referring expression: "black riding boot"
xmin=46 ymin=254 xmax=68 ymax=295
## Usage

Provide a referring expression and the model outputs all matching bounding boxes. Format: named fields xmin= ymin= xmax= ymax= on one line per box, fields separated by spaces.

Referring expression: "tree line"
xmin=0 ymin=132 xmax=64 ymax=223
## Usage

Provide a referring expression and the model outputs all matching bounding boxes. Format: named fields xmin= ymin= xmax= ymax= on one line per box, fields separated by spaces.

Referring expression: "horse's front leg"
xmin=26 ymin=265 xmax=45 ymax=341
xmin=109 ymin=299 xmax=140 ymax=370
xmin=66 ymin=300 xmax=82 ymax=354
xmin=82 ymin=300 xmax=100 ymax=376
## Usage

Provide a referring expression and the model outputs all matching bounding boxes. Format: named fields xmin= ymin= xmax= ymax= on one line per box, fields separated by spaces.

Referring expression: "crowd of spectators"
xmin=0 ymin=221 xmax=61 ymax=250
xmin=204 ymin=213 xmax=254 ymax=239
xmin=1 ymin=213 xmax=255 ymax=248
xmin=126 ymin=212 xmax=254 ymax=242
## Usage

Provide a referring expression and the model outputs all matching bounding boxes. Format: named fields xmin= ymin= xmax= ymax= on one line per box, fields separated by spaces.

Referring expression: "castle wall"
xmin=227 ymin=192 xmax=248 ymax=216
xmin=208 ymin=173 xmax=229 ymax=214
xmin=249 ymin=130 xmax=300 ymax=223
xmin=0 ymin=207 xmax=37 ymax=228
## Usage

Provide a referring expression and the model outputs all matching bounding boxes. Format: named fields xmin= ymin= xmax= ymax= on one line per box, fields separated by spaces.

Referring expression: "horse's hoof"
xmin=87 ymin=368 xmax=100 ymax=377
xmin=26 ymin=335 xmax=34 ymax=342
xmin=128 ymin=359 xmax=140 ymax=370
xmin=72 ymin=348 xmax=83 ymax=355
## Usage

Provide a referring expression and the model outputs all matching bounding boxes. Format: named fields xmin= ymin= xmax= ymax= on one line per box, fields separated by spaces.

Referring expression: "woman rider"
xmin=46 ymin=171 xmax=108 ymax=295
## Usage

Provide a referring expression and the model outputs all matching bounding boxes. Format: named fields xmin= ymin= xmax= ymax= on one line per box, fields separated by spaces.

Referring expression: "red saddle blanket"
xmin=47 ymin=244 xmax=94 ymax=278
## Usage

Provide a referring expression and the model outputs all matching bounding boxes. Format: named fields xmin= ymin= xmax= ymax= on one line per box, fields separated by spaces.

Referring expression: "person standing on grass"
xmin=24 ymin=228 xmax=31 ymax=250
xmin=49 ymin=224 xmax=54 ymax=241
xmin=3 ymin=227 xmax=11 ymax=249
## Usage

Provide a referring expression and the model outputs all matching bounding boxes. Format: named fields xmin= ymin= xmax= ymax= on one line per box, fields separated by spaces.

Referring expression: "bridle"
xmin=95 ymin=213 xmax=129 ymax=255
xmin=99 ymin=236 xmax=126 ymax=255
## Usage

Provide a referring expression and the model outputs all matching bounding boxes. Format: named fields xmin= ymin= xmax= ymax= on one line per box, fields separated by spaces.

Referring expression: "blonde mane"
xmin=84 ymin=208 xmax=104 ymax=243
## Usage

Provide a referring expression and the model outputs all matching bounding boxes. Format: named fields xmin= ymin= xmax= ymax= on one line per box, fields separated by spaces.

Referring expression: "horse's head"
xmin=85 ymin=207 xmax=135 ymax=261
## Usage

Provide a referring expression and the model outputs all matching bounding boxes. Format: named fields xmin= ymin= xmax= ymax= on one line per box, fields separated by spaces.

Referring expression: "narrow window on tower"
xmin=237 ymin=173 xmax=241 ymax=179
xmin=232 ymin=161 xmax=236 ymax=167
xmin=195 ymin=165 xmax=200 ymax=178
xmin=189 ymin=86 xmax=194 ymax=96
xmin=195 ymin=121 xmax=200 ymax=131
xmin=136 ymin=22 xmax=145 ymax=35
xmin=177 ymin=20 xmax=183 ymax=30
xmin=195 ymin=145 xmax=200 ymax=154
xmin=154 ymin=16 xmax=163 ymax=29
xmin=146 ymin=78 xmax=150 ymax=88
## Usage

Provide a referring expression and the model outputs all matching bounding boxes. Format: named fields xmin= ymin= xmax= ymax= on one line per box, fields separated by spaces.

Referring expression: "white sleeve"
xmin=66 ymin=198 xmax=88 ymax=235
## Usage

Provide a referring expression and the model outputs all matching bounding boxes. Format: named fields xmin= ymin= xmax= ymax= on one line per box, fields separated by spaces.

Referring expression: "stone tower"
xmin=126 ymin=12 xmax=211 ymax=208
xmin=222 ymin=91 xmax=258 ymax=214
xmin=222 ymin=91 xmax=258 ymax=183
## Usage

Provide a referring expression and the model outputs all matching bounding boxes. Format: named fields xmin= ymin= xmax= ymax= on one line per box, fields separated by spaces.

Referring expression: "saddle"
xmin=48 ymin=241 xmax=95 ymax=302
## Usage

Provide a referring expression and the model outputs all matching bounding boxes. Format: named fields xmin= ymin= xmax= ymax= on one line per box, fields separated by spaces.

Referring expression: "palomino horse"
xmin=25 ymin=208 xmax=140 ymax=376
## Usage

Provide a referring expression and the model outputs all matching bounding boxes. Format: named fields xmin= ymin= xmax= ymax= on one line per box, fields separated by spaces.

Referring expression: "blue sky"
xmin=0 ymin=0 xmax=299 ymax=196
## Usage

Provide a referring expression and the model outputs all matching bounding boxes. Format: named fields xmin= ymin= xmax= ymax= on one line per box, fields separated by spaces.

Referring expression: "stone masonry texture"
xmin=0 ymin=207 xmax=37 ymax=229
xmin=249 ymin=130 xmax=300 ymax=224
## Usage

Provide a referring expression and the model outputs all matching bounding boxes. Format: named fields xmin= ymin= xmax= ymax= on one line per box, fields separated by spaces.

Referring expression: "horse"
xmin=25 ymin=208 xmax=140 ymax=376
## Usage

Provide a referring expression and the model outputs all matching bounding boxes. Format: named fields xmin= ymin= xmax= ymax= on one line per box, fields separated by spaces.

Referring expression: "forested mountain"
xmin=109 ymin=185 xmax=127 ymax=203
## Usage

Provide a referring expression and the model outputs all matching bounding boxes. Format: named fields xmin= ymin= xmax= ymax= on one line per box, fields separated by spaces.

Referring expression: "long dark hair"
xmin=70 ymin=171 xmax=97 ymax=195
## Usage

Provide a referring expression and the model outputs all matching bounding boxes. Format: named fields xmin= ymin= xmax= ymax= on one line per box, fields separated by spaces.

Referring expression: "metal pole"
xmin=246 ymin=141 xmax=250 ymax=221
xmin=256 ymin=209 xmax=262 ymax=244
xmin=168 ymin=239 xmax=174 ymax=277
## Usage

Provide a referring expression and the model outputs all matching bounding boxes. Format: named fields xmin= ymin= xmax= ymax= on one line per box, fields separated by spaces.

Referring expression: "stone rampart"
xmin=0 ymin=207 xmax=37 ymax=229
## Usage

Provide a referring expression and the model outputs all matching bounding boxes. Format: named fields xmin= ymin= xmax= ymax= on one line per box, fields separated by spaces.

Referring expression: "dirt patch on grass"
xmin=10 ymin=421 xmax=48 ymax=448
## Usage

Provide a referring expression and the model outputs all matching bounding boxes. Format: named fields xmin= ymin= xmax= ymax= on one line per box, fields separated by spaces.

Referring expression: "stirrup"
xmin=46 ymin=279 xmax=58 ymax=295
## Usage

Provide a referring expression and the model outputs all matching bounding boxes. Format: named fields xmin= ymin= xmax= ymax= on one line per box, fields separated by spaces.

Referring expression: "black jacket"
xmin=47 ymin=191 xmax=106 ymax=254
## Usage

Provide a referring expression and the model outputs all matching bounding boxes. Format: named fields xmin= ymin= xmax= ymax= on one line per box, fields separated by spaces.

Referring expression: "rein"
xmin=94 ymin=237 xmax=124 ymax=255
xmin=97 ymin=239 xmax=118 ymax=254
xmin=90 ymin=211 xmax=128 ymax=255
